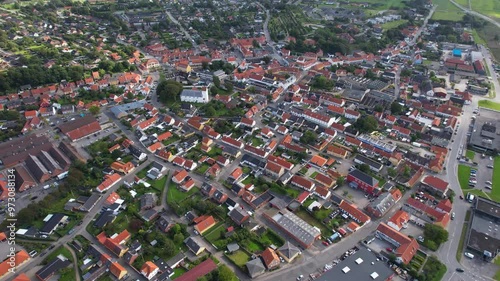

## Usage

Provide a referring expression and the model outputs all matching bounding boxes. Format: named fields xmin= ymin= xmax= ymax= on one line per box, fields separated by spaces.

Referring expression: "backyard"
xmin=226 ymin=250 xmax=251 ymax=268
xmin=204 ymin=222 xmax=227 ymax=244
xmin=295 ymin=209 xmax=333 ymax=236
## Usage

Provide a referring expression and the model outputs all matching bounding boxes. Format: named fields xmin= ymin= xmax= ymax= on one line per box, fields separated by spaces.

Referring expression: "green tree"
xmin=224 ymin=81 xmax=234 ymax=93
xmin=300 ymin=130 xmax=317 ymax=145
xmin=424 ymin=224 xmax=449 ymax=246
xmin=174 ymin=233 xmax=184 ymax=245
xmin=387 ymin=167 xmax=397 ymax=177
xmin=354 ymin=116 xmax=378 ymax=133
xmin=205 ymin=106 xmax=216 ymax=117
xmin=213 ymin=75 xmax=221 ymax=88
xmin=336 ymin=177 xmax=345 ymax=186
xmin=358 ymin=164 xmax=370 ymax=173
xmin=374 ymin=104 xmax=384 ymax=112
xmin=157 ymin=80 xmax=183 ymax=104
xmin=89 ymin=105 xmax=100 ymax=115
xmin=390 ymin=102 xmax=403 ymax=115
xmin=218 ymin=265 xmax=238 ymax=281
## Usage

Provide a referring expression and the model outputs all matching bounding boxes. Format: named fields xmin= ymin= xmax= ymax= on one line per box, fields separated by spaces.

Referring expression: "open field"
xmin=471 ymin=0 xmax=500 ymax=22
xmin=458 ymin=165 xmax=471 ymax=189
xmin=454 ymin=0 xmax=469 ymax=7
xmin=492 ymin=156 xmax=500 ymax=200
xmin=381 ymin=19 xmax=409 ymax=29
xmin=476 ymin=23 xmax=500 ymax=61
xmin=347 ymin=0 xmax=406 ymax=9
xmin=432 ymin=0 xmax=465 ymax=21
xmin=478 ymin=100 xmax=500 ymax=110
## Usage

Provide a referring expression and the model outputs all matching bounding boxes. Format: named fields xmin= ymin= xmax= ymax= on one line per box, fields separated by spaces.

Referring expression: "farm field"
xmin=269 ymin=8 xmax=312 ymax=41
xmin=431 ymin=0 xmax=465 ymax=21
xmin=346 ymin=0 xmax=406 ymax=10
xmin=471 ymin=0 xmax=500 ymax=22
xmin=476 ymin=23 xmax=500 ymax=61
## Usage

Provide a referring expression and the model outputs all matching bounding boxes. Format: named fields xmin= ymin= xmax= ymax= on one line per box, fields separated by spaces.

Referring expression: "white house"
xmin=180 ymin=87 xmax=210 ymax=103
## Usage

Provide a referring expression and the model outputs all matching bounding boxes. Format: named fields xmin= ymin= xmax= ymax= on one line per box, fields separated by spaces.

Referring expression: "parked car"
xmin=456 ymin=268 xmax=464 ymax=273
xmin=451 ymin=212 xmax=455 ymax=220
xmin=464 ymin=252 xmax=474 ymax=259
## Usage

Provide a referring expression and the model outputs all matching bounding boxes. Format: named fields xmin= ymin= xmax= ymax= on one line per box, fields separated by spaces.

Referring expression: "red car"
xmin=386 ymin=248 xmax=393 ymax=252
xmin=306 ymin=164 xmax=311 ymax=168
xmin=322 ymin=241 xmax=329 ymax=246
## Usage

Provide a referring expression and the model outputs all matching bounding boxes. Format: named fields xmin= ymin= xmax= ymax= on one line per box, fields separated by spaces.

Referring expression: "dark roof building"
xmin=40 ymin=213 xmax=68 ymax=235
xmin=466 ymin=196 xmax=500 ymax=260
xmin=36 ymin=256 xmax=71 ymax=281
xmin=246 ymin=258 xmax=266 ymax=278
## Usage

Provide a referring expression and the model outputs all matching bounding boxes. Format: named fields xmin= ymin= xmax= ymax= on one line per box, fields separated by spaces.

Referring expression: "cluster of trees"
xmin=300 ymin=130 xmax=318 ymax=145
xmin=423 ymin=224 xmax=449 ymax=251
xmin=0 ymin=65 xmax=85 ymax=94
xmin=390 ymin=102 xmax=404 ymax=115
xmin=310 ymin=75 xmax=334 ymax=90
xmin=418 ymin=255 xmax=447 ymax=281
xmin=200 ymin=100 xmax=243 ymax=118
xmin=0 ymin=110 xmax=24 ymax=142
xmin=202 ymin=60 xmax=236 ymax=75
xmin=156 ymin=80 xmax=184 ymax=104
xmin=354 ymin=115 xmax=378 ymax=133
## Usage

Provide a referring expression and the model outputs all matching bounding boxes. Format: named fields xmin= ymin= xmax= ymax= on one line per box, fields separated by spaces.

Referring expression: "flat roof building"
xmin=316 ymin=248 xmax=394 ymax=281
xmin=468 ymin=108 xmax=500 ymax=153
xmin=466 ymin=196 xmax=500 ymax=259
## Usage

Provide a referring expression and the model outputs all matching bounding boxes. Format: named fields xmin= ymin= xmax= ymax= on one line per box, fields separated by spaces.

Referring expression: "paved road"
xmin=479 ymin=45 xmax=500 ymax=100
xmin=449 ymin=0 xmax=500 ymax=28
xmin=164 ymin=9 xmax=198 ymax=52
xmin=7 ymin=159 xmax=153 ymax=281
xmin=435 ymin=99 xmax=485 ymax=281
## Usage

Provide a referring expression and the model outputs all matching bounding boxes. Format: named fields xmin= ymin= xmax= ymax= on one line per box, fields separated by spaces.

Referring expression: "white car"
xmin=464 ymin=252 xmax=474 ymax=259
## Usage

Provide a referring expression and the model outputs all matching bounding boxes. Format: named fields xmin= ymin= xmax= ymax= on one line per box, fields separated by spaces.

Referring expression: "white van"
xmin=464 ymin=252 xmax=474 ymax=259
xmin=43 ymin=185 xmax=50 ymax=190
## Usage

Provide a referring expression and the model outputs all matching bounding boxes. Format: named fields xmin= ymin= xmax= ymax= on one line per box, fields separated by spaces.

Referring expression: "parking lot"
xmin=333 ymin=185 xmax=371 ymax=207
xmin=470 ymin=154 xmax=494 ymax=192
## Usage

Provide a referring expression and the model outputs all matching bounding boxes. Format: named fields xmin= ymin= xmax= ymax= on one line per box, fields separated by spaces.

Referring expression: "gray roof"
xmin=227 ymin=243 xmax=240 ymax=253
xmin=246 ymin=258 xmax=266 ymax=278
xmin=348 ymin=169 xmax=379 ymax=187
xmin=278 ymin=241 xmax=301 ymax=260
xmin=316 ymin=248 xmax=394 ymax=281
xmin=268 ymin=209 xmax=320 ymax=246
xmin=110 ymin=101 xmax=147 ymax=118
xmin=180 ymin=89 xmax=204 ymax=98
xmin=184 ymin=237 xmax=203 ymax=254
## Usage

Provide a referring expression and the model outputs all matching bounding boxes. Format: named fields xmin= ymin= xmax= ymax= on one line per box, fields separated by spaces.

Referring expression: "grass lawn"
xmin=59 ymin=267 xmax=76 ymax=281
xmin=456 ymin=211 xmax=470 ymax=263
xmin=471 ymin=29 xmax=488 ymax=46
xmin=295 ymin=209 xmax=333 ymax=236
xmin=246 ymin=240 xmax=265 ymax=252
xmin=262 ymin=229 xmax=285 ymax=247
xmin=136 ymin=166 xmax=150 ymax=179
xmin=431 ymin=0 xmax=465 ymax=21
xmin=148 ymin=176 xmax=168 ymax=193
xmin=454 ymin=0 xmax=468 ymax=6
xmin=226 ymin=250 xmax=251 ymax=267
xmin=171 ymin=267 xmax=187 ymax=280
xmin=458 ymin=165 xmax=471 ymax=189
xmin=491 ymin=156 xmax=500 ymax=201
xmin=196 ymin=163 xmax=210 ymax=175
xmin=465 ymin=150 xmax=476 ymax=160
xmin=381 ymin=19 xmax=408 ymax=29
xmin=204 ymin=223 xmax=226 ymax=243
xmin=162 ymin=134 xmax=180 ymax=146
xmin=479 ymin=100 xmax=500 ymax=111
xmin=43 ymin=246 xmax=73 ymax=265
xmin=471 ymin=0 xmax=500 ymax=21
xmin=251 ymin=137 xmax=264 ymax=147
xmin=167 ymin=183 xmax=198 ymax=203
xmin=309 ymin=171 xmax=319 ymax=179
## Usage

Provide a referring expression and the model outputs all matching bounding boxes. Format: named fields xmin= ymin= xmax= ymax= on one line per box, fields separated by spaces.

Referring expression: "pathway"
xmin=64 ymin=243 xmax=81 ymax=281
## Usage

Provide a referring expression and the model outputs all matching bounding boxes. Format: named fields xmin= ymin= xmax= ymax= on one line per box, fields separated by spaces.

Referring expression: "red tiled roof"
xmin=291 ymin=175 xmax=315 ymax=191
xmin=377 ymin=223 xmax=419 ymax=264
xmin=194 ymin=215 xmax=216 ymax=234
xmin=339 ymin=201 xmax=370 ymax=224
xmin=388 ymin=210 xmax=410 ymax=229
xmin=175 ymin=259 xmax=217 ymax=281
xmin=422 ymin=176 xmax=449 ymax=191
